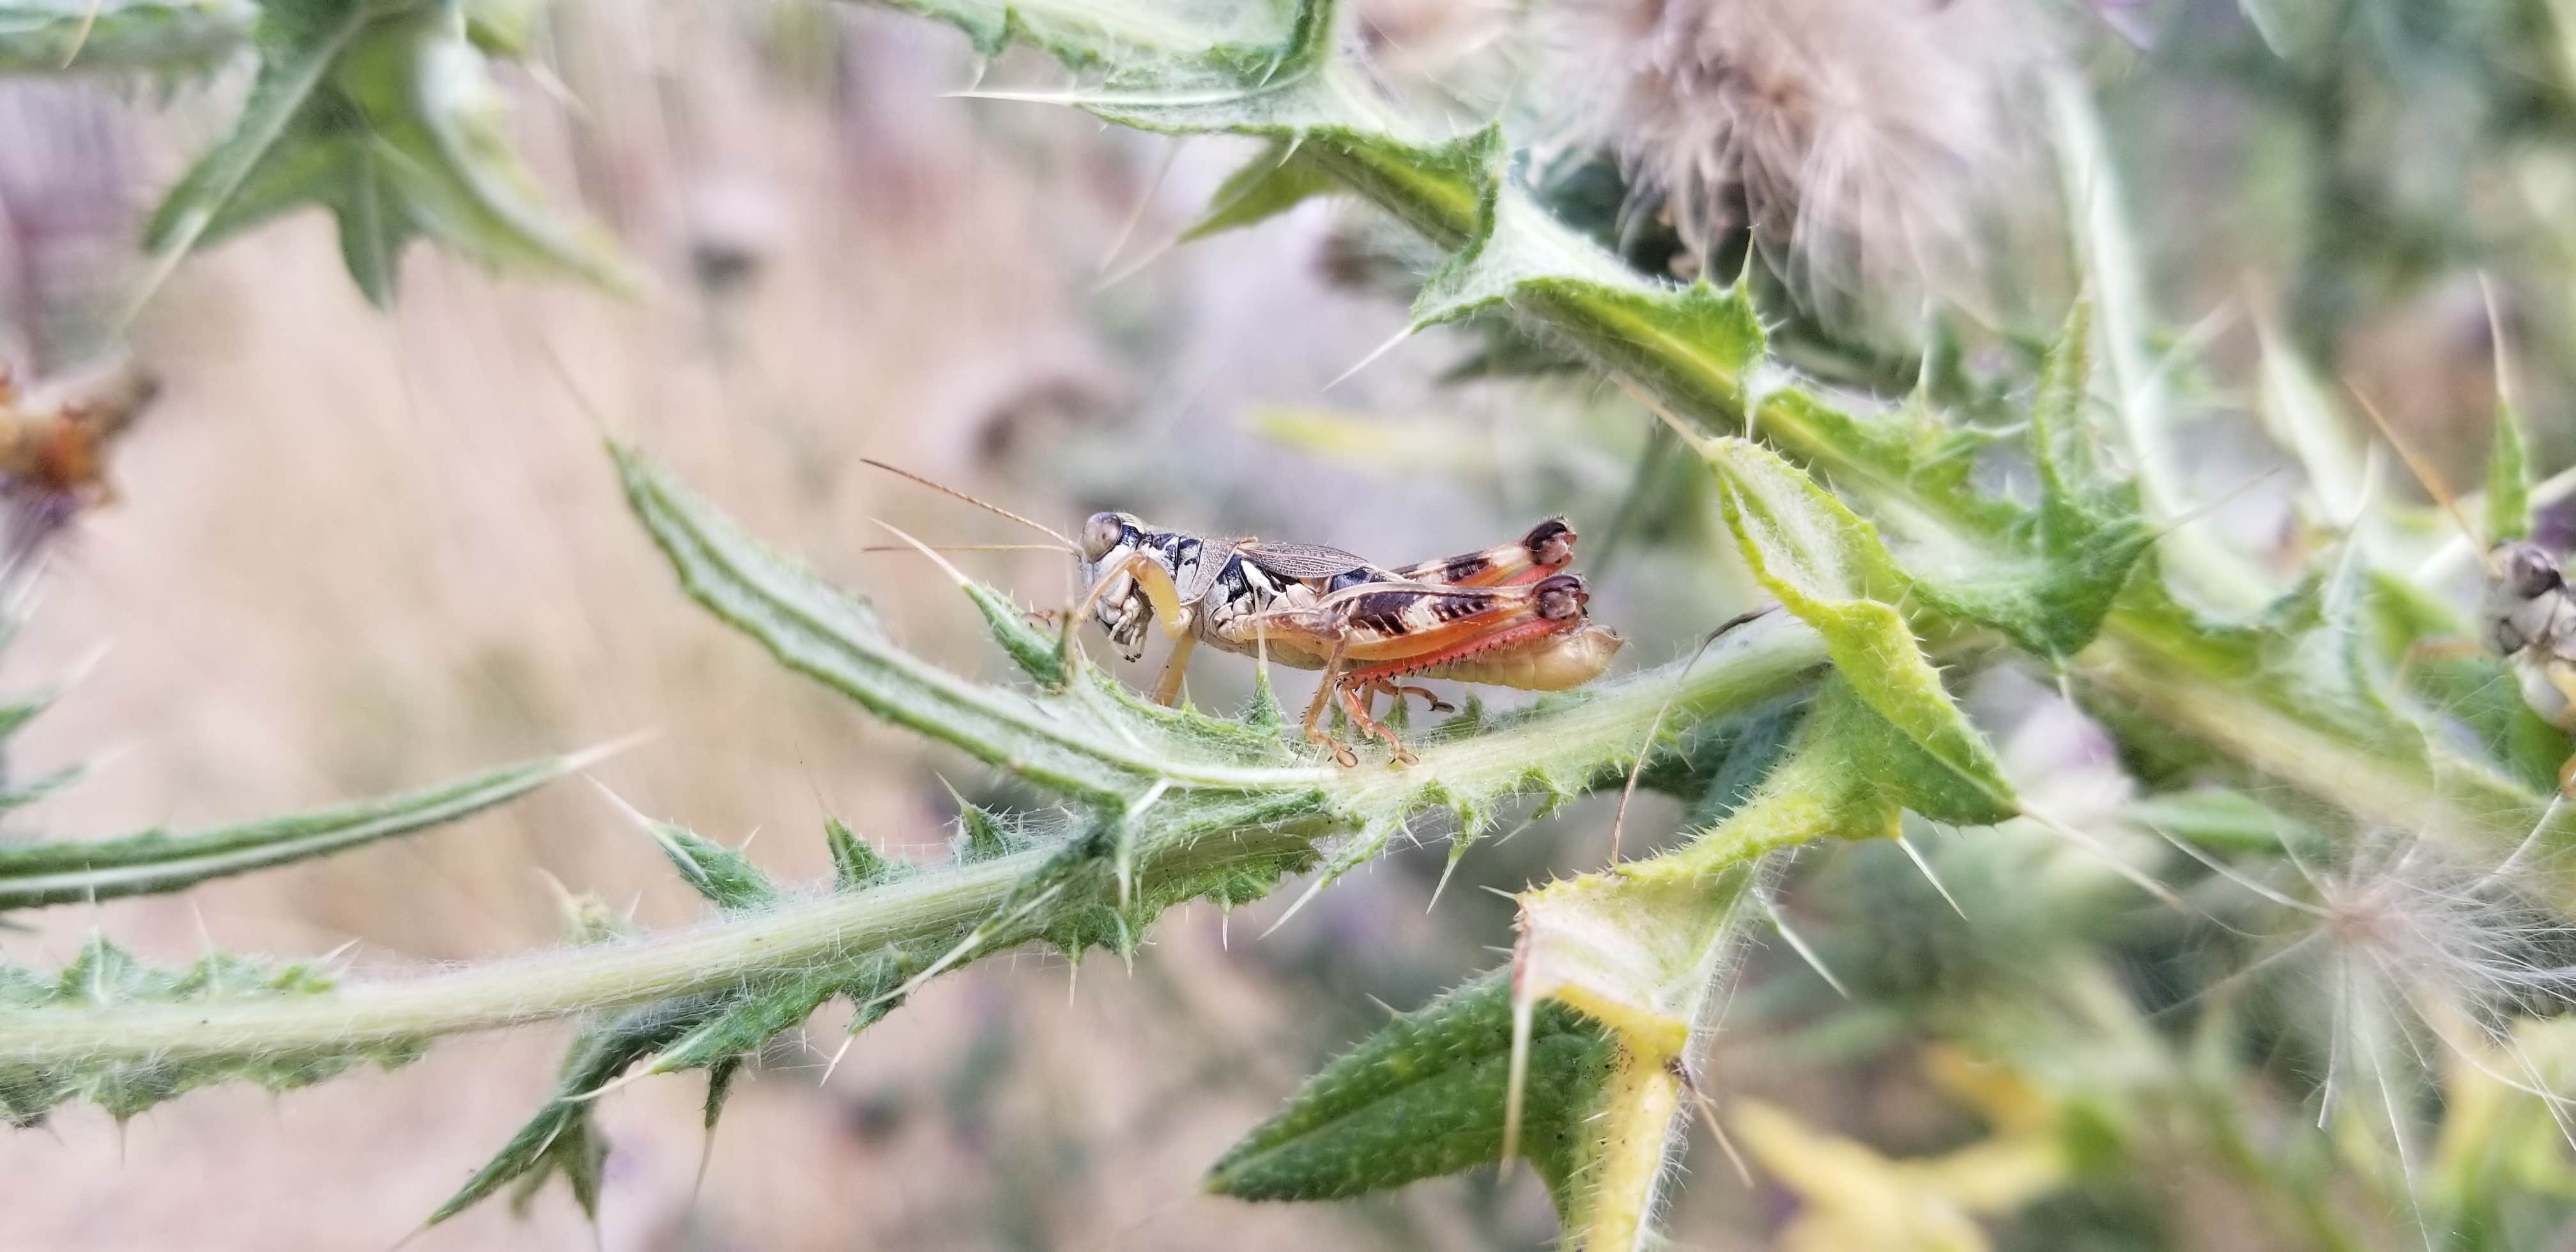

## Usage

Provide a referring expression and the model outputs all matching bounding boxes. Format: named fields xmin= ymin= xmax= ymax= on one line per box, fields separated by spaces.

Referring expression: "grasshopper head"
xmin=2483 ymin=540 xmax=2571 ymax=657
xmin=1524 ymin=518 xmax=1576 ymax=570
xmin=1081 ymin=512 xmax=1128 ymax=565
xmin=1531 ymin=572 xmax=1589 ymax=620
xmin=1079 ymin=511 xmax=1154 ymax=660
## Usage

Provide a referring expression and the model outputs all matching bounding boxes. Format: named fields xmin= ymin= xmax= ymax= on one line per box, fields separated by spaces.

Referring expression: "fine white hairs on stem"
xmin=1539 ymin=0 xmax=2055 ymax=314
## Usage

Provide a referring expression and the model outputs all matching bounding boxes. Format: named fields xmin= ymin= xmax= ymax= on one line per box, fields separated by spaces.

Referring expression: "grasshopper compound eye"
xmin=2501 ymin=542 xmax=2564 ymax=600
xmin=1082 ymin=512 xmax=1125 ymax=563
xmin=1524 ymin=518 xmax=1576 ymax=570
xmin=1533 ymin=573 xmax=1588 ymax=620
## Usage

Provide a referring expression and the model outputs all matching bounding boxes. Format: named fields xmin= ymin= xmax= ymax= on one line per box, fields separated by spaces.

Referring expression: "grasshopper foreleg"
xmin=1073 ymin=550 xmax=1199 ymax=699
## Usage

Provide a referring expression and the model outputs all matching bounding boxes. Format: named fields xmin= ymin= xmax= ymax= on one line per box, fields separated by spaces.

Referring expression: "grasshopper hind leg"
xmin=1338 ymin=683 xmax=1418 ymax=765
xmin=1298 ymin=641 xmax=1362 ymax=768
xmin=1150 ymin=633 xmax=1197 ymax=706
xmin=1366 ymin=681 xmax=1453 ymax=715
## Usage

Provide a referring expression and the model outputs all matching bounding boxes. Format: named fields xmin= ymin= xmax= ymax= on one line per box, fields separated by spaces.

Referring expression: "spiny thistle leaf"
xmin=0 ymin=751 xmax=590 ymax=909
xmin=1703 ymin=438 xmax=2018 ymax=826
xmin=1206 ymin=970 xmax=1616 ymax=1211
xmin=1515 ymin=683 xmax=1940 ymax=1060
xmin=142 ymin=0 xmax=636 ymax=307
xmin=1508 ymin=680 xmax=1997 ymax=1244
xmin=641 ymin=818 xmax=779 ymax=912
xmin=617 ymin=441 xmax=1314 ymax=798
xmin=427 ymin=998 xmax=712 ymax=1225
xmin=1181 ymin=141 xmax=1337 ymax=241
xmin=963 ymin=583 xmax=1068 ymax=686
xmin=1632 ymin=697 xmax=1812 ymax=830
xmin=825 ymin=816 xmax=901 ymax=890
xmin=0 ymin=0 xmax=255 ymax=73
xmin=953 ymin=803 xmax=1014 ymax=863
xmin=0 ymin=936 xmax=411 ymax=1125
xmin=645 ymin=970 xmax=850 ymax=1076
xmin=1912 ymin=302 xmax=2151 ymax=659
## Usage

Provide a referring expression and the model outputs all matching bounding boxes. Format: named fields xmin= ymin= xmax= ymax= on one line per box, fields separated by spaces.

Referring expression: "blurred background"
xmin=0 ymin=0 xmax=2570 ymax=1246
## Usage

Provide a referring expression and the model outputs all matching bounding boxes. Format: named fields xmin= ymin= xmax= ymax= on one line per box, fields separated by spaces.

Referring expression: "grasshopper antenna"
xmin=859 ymin=458 xmax=1079 ymax=553
xmin=2347 ymin=385 xmax=2494 ymax=574
xmin=853 ymin=542 xmax=1071 ymax=554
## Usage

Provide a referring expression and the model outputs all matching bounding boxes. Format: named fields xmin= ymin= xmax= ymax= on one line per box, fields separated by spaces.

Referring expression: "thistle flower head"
xmin=1541 ymin=0 xmax=2056 ymax=313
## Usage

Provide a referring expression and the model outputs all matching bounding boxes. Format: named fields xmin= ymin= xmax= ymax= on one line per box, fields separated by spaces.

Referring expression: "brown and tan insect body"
xmin=0 ymin=361 xmax=151 ymax=507
xmin=2481 ymin=540 xmax=2576 ymax=739
xmin=1074 ymin=512 xmax=1623 ymax=765
xmin=860 ymin=460 xmax=1624 ymax=766
xmin=2350 ymin=386 xmax=2576 ymax=793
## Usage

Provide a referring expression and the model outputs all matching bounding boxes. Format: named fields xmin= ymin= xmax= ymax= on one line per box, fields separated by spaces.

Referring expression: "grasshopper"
xmin=2358 ymin=397 xmax=2576 ymax=793
xmin=0 ymin=360 xmax=150 ymax=508
xmin=2478 ymin=540 xmax=2576 ymax=778
xmin=866 ymin=462 xmax=1623 ymax=765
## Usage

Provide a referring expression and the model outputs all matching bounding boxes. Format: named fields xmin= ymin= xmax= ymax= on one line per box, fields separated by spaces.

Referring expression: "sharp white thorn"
xmin=1894 ymin=834 xmax=1967 ymax=921
xmin=1324 ymin=326 xmax=1416 ymax=392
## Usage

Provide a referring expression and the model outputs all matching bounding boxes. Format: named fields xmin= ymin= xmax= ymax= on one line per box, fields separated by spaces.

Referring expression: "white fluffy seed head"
xmin=1540 ymin=0 xmax=2058 ymax=314
xmin=2304 ymin=835 xmax=2576 ymax=1017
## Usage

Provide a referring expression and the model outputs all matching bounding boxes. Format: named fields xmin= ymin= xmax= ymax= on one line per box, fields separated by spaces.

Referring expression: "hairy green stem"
xmin=0 ymin=614 xmax=1828 ymax=1069
xmin=0 ymin=827 xmax=1287 ymax=1064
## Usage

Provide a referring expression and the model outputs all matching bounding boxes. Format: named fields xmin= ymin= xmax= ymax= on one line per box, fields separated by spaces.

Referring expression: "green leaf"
xmin=0 ymin=937 xmax=411 ymax=1125
xmin=0 ymin=751 xmax=589 ymax=909
xmin=2368 ymin=570 xmax=2569 ymax=794
xmin=0 ymin=762 xmax=80 ymax=811
xmin=640 ymin=818 xmax=779 ymax=912
xmin=427 ymin=998 xmax=710 ymax=1225
xmin=953 ymin=802 xmax=1013 ymax=863
xmin=1179 ymin=140 xmax=1336 ymax=241
xmin=2124 ymin=788 xmax=2319 ymax=857
xmin=825 ymin=816 xmax=900 ymax=890
xmin=1503 ymin=690 xmax=1929 ymax=1245
xmin=0 ymin=0 xmax=254 ymax=72
xmin=2489 ymin=399 xmax=2531 ymax=544
xmin=144 ymin=0 xmax=636 ymax=307
xmin=1207 ymin=970 xmax=1616 ymax=1211
xmin=617 ymin=442 xmax=1316 ymax=800
xmin=1703 ymin=437 xmax=2018 ymax=826
xmin=647 ymin=972 xmax=844 ymax=1074
xmin=1912 ymin=302 xmax=2152 ymax=659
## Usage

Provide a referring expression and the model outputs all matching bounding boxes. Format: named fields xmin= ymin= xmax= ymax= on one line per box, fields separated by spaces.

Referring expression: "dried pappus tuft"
xmin=1541 ymin=0 xmax=2056 ymax=311
xmin=2204 ymin=824 xmax=2576 ymax=1180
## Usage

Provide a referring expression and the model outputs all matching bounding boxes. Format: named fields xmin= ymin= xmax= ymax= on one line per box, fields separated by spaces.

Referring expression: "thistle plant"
xmin=6 ymin=0 xmax=2576 ymax=1247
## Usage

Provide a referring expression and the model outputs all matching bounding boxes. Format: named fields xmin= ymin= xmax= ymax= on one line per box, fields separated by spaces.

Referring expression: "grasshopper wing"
xmin=1238 ymin=539 xmax=1386 ymax=581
